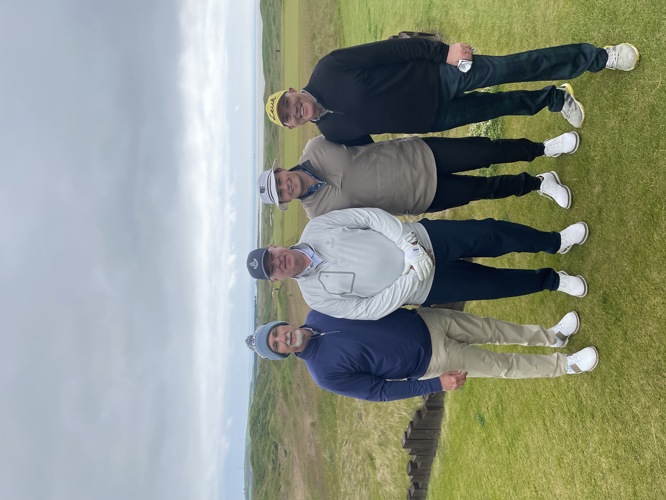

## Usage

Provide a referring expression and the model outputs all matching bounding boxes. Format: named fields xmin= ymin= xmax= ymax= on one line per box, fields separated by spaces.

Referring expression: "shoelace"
xmin=566 ymin=357 xmax=578 ymax=373
xmin=538 ymin=178 xmax=563 ymax=203
xmin=606 ymin=48 xmax=618 ymax=68
xmin=545 ymin=139 xmax=562 ymax=155
xmin=558 ymin=274 xmax=573 ymax=292
xmin=560 ymin=233 xmax=573 ymax=249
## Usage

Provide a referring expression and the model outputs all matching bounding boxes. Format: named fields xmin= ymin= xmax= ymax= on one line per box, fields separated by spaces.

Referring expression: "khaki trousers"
xmin=417 ymin=308 xmax=568 ymax=379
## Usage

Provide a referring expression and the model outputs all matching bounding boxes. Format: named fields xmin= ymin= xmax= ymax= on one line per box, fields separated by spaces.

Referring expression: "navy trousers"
xmin=419 ymin=218 xmax=561 ymax=305
xmin=433 ymin=43 xmax=608 ymax=131
xmin=422 ymin=136 xmax=543 ymax=212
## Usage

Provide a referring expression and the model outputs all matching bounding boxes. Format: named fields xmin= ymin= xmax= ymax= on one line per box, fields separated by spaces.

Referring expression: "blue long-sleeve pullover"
xmin=295 ymin=309 xmax=443 ymax=402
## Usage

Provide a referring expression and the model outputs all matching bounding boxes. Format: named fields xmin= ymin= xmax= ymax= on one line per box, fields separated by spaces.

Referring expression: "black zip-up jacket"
xmin=302 ymin=38 xmax=450 ymax=146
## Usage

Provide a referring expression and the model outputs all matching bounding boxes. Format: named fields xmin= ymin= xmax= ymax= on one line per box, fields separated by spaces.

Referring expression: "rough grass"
xmin=252 ymin=0 xmax=666 ymax=498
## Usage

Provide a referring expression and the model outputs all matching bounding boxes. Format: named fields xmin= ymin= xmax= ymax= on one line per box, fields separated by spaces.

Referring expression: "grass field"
xmin=251 ymin=0 xmax=666 ymax=498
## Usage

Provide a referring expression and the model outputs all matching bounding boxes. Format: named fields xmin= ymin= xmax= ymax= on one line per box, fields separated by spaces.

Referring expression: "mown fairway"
xmin=252 ymin=0 xmax=666 ymax=498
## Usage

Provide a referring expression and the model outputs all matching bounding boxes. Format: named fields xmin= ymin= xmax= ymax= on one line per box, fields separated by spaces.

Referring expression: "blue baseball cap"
xmin=246 ymin=321 xmax=289 ymax=360
xmin=247 ymin=247 xmax=270 ymax=280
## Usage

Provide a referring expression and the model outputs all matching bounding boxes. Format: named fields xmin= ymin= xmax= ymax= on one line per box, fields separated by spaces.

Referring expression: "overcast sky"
xmin=0 ymin=1 xmax=260 ymax=499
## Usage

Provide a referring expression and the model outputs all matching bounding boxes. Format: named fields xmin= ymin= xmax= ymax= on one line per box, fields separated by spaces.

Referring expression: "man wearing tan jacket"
xmin=257 ymin=133 xmax=578 ymax=219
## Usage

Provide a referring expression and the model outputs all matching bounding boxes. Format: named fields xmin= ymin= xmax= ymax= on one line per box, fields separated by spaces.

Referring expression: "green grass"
xmin=334 ymin=1 xmax=666 ymax=498
xmin=252 ymin=0 xmax=666 ymax=498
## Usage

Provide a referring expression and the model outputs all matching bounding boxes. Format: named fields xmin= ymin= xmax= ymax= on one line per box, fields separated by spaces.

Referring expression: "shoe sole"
xmin=628 ymin=43 xmax=641 ymax=70
xmin=569 ymin=131 xmax=580 ymax=154
xmin=560 ymin=83 xmax=585 ymax=128
xmin=576 ymin=274 xmax=589 ymax=297
xmin=587 ymin=345 xmax=599 ymax=372
xmin=569 ymin=311 xmax=581 ymax=335
xmin=575 ymin=221 xmax=589 ymax=246
xmin=588 ymin=346 xmax=599 ymax=371
xmin=549 ymin=170 xmax=572 ymax=209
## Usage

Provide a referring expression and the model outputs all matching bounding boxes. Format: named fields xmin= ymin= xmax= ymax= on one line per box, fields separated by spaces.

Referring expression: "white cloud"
xmin=0 ymin=0 xmax=257 ymax=499
xmin=179 ymin=0 xmax=257 ymax=497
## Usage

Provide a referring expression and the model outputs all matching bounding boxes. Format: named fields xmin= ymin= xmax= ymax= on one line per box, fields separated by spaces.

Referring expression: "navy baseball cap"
xmin=247 ymin=247 xmax=270 ymax=280
xmin=246 ymin=321 xmax=289 ymax=360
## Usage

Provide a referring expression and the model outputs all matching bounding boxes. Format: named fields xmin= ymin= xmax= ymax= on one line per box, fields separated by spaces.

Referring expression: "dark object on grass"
xmin=388 ymin=31 xmax=442 ymax=42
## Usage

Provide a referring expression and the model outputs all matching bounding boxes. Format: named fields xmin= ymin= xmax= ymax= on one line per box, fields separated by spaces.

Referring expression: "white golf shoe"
xmin=566 ymin=347 xmax=599 ymax=374
xmin=558 ymin=222 xmax=589 ymax=254
xmin=538 ymin=171 xmax=571 ymax=209
xmin=557 ymin=271 xmax=588 ymax=297
xmin=551 ymin=311 xmax=580 ymax=347
xmin=605 ymin=43 xmax=640 ymax=71
xmin=544 ymin=132 xmax=580 ymax=157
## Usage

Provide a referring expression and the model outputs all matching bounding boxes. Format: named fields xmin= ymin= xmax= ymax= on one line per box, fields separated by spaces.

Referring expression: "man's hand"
xmin=439 ymin=370 xmax=467 ymax=391
xmin=398 ymin=232 xmax=434 ymax=281
xmin=446 ymin=42 xmax=475 ymax=66
xmin=403 ymin=243 xmax=434 ymax=281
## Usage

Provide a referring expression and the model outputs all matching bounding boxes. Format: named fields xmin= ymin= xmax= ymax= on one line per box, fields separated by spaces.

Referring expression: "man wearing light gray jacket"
xmin=257 ymin=134 xmax=578 ymax=219
xmin=246 ymin=207 xmax=589 ymax=320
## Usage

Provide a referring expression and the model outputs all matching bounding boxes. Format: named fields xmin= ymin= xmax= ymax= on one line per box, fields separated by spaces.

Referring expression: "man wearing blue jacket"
xmin=246 ymin=308 xmax=598 ymax=402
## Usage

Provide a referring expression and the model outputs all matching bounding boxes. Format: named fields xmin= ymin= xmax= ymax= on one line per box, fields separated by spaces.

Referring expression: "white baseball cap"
xmin=257 ymin=159 xmax=288 ymax=211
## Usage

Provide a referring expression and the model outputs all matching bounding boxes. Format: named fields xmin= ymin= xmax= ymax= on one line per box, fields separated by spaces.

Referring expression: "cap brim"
xmin=265 ymin=90 xmax=288 ymax=128
xmin=260 ymin=248 xmax=270 ymax=279
xmin=270 ymin=160 xmax=289 ymax=211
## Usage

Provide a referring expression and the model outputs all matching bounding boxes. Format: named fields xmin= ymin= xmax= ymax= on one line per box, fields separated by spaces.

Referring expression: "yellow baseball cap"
xmin=265 ymin=90 xmax=288 ymax=127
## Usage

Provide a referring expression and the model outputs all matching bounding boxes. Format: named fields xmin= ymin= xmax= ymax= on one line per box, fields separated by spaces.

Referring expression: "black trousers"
xmin=419 ymin=218 xmax=561 ymax=305
xmin=423 ymin=136 xmax=544 ymax=212
xmin=433 ymin=43 xmax=608 ymax=130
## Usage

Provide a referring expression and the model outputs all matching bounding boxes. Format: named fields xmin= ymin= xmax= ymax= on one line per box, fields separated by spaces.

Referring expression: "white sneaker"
xmin=560 ymin=83 xmax=585 ymax=128
xmin=538 ymin=171 xmax=571 ymax=209
xmin=566 ymin=346 xmax=599 ymax=374
xmin=551 ymin=311 xmax=580 ymax=347
xmin=605 ymin=43 xmax=640 ymax=71
xmin=544 ymin=132 xmax=580 ymax=157
xmin=558 ymin=222 xmax=589 ymax=254
xmin=557 ymin=271 xmax=588 ymax=297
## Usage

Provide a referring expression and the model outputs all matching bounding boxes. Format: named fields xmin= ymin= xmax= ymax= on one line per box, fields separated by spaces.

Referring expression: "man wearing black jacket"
xmin=265 ymin=38 xmax=639 ymax=146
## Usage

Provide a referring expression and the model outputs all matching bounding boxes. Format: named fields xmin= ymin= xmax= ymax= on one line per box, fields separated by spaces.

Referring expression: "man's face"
xmin=264 ymin=245 xmax=310 ymax=281
xmin=274 ymin=168 xmax=305 ymax=203
xmin=268 ymin=324 xmax=312 ymax=355
xmin=278 ymin=89 xmax=319 ymax=128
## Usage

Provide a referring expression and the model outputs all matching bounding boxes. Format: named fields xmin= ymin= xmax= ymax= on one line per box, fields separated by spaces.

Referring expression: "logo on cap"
xmin=265 ymin=90 xmax=288 ymax=127
xmin=259 ymin=186 xmax=266 ymax=194
xmin=249 ymin=259 xmax=259 ymax=270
